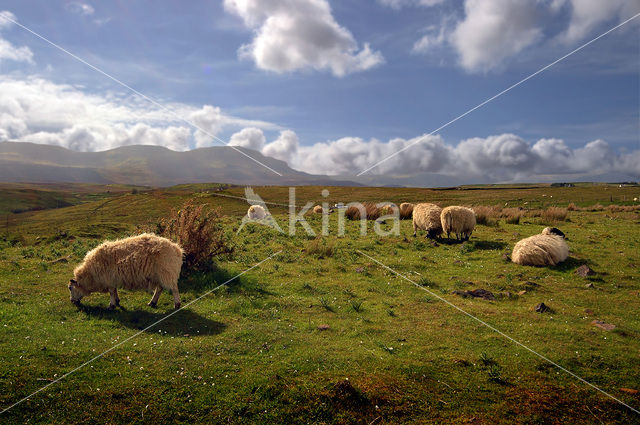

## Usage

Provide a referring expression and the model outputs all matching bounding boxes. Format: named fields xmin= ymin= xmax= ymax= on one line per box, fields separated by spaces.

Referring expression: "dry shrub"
xmin=541 ymin=207 xmax=568 ymax=223
xmin=502 ymin=208 xmax=524 ymax=224
xmin=157 ymin=200 xmax=233 ymax=271
xmin=399 ymin=203 xmax=414 ymax=220
xmin=606 ymin=204 xmax=640 ymax=212
xmin=588 ymin=203 xmax=604 ymax=211
xmin=567 ymin=202 xmax=578 ymax=211
xmin=473 ymin=205 xmax=500 ymax=226
xmin=344 ymin=202 xmax=380 ymax=221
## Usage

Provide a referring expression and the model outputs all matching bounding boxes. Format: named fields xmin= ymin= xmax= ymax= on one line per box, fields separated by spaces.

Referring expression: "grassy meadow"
xmin=0 ymin=182 xmax=639 ymax=424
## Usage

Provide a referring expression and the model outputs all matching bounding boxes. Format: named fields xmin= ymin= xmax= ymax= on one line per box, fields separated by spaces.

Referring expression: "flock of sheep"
xmin=408 ymin=202 xmax=568 ymax=268
xmin=67 ymin=200 xmax=569 ymax=309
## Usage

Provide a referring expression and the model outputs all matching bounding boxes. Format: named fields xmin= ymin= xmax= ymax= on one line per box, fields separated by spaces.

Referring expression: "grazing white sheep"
xmin=399 ymin=202 xmax=414 ymax=220
xmin=412 ymin=203 xmax=443 ymax=239
xmin=511 ymin=227 xmax=568 ymax=266
xmin=441 ymin=206 xmax=476 ymax=241
xmin=68 ymin=234 xmax=183 ymax=309
xmin=247 ymin=205 xmax=267 ymax=220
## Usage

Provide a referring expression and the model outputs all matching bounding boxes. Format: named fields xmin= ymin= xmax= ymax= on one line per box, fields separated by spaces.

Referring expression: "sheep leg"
xmin=108 ymin=289 xmax=119 ymax=310
xmin=172 ymin=288 xmax=181 ymax=310
xmin=412 ymin=222 xmax=417 ymax=237
xmin=148 ymin=286 xmax=162 ymax=308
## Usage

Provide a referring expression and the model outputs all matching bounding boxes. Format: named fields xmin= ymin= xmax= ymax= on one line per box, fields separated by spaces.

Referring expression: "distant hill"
xmin=0 ymin=142 xmax=359 ymax=187
xmin=1 ymin=142 xmax=637 ymax=188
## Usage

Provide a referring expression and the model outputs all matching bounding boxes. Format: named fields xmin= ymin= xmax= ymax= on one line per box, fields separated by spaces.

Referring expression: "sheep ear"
xmin=69 ymin=279 xmax=77 ymax=286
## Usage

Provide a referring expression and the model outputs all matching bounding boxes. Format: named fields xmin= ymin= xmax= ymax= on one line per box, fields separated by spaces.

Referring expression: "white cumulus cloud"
xmin=450 ymin=0 xmax=542 ymax=72
xmin=240 ymin=128 xmax=639 ymax=181
xmin=228 ymin=127 xmax=266 ymax=150
xmin=0 ymin=11 xmax=34 ymax=64
xmin=0 ymin=76 xmax=279 ymax=152
xmin=223 ymin=0 xmax=384 ymax=76
xmin=554 ymin=0 xmax=640 ymax=44
xmin=402 ymin=0 xmax=640 ymax=73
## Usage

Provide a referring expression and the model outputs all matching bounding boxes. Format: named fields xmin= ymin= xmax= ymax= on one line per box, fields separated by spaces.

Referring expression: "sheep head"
xmin=68 ymin=278 xmax=88 ymax=305
xmin=542 ymin=227 xmax=566 ymax=239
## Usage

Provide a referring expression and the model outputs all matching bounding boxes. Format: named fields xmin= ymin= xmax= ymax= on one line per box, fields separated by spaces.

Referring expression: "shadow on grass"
xmin=79 ymin=305 xmax=226 ymax=336
xmin=468 ymin=240 xmax=508 ymax=250
xmin=551 ymin=256 xmax=596 ymax=272
xmin=180 ymin=266 xmax=276 ymax=298
xmin=439 ymin=238 xmax=508 ymax=250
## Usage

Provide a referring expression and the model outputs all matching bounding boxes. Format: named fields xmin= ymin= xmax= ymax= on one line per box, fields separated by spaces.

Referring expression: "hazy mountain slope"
xmin=0 ymin=142 xmax=358 ymax=187
xmin=1 ymin=142 xmax=636 ymax=187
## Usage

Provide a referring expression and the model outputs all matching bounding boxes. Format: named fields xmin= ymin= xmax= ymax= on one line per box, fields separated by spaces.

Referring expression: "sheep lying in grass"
xmin=441 ymin=206 xmax=476 ymax=241
xmin=412 ymin=203 xmax=443 ymax=239
xmin=68 ymin=234 xmax=183 ymax=309
xmin=399 ymin=202 xmax=414 ymax=220
xmin=512 ymin=227 xmax=568 ymax=266
xmin=248 ymin=205 xmax=267 ymax=220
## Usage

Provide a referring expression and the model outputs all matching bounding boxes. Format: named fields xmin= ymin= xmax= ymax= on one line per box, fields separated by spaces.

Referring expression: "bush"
xmin=344 ymin=202 xmax=380 ymax=221
xmin=502 ymin=208 xmax=524 ymax=225
xmin=157 ymin=200 xmax=233 ymax=271
xmin=606 ymin=204 xmax=640 ymax=212
xmin=541 ymin=207 xmax=568 ymax=223
xmin=399 ymin=203 xmax=414 ymax=220
xmin=473 ymin=205 xmax=500 ymax=226
xmin=504 ymin=213 xmax=521 ymax=225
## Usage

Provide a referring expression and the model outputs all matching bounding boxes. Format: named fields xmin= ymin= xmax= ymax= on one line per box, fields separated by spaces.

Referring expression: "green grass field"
xmin=1 ymin=183 xmax=639 ymax=424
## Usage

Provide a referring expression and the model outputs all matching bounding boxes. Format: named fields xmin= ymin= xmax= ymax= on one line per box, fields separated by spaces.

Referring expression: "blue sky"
xmin=0 ymin=0 xmax=638 ymax=181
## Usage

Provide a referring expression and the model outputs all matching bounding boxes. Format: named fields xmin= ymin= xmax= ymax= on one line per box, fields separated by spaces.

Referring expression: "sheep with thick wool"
xmin=399 ymin=202 xmax=414 ymax=220
xmin=412 ymin=203 xmax=443 ymax=239
xmin=440 ymin=206 xmax=476 ymax=241
xmin=247 ymin=205 xmax=267 ymax=220
xmin=68 ymin=234 xmax=183 ymax=309
xmin=313 ymin=205 xmax=324 ymax=214
xmin=512 ymin=227 xmax=568 ymax=266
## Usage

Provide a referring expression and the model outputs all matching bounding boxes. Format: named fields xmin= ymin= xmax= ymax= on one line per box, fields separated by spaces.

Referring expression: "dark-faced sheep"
xmin=441 ymin=206 xmax=476 ymax=241
xmin=512 ymin=227 xmax=568 ymax=266
xmin=68 ymin=234 xmax=183 ymax=309
xmin=412 ymin=203 xmax=443 ymax=239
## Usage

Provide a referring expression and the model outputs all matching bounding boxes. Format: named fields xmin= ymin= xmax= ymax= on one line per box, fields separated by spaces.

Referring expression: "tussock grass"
xmin=541 ymin=207 xmax=568 ymax=223
xmin=304 ymin=238 xmax=336 ymax=258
